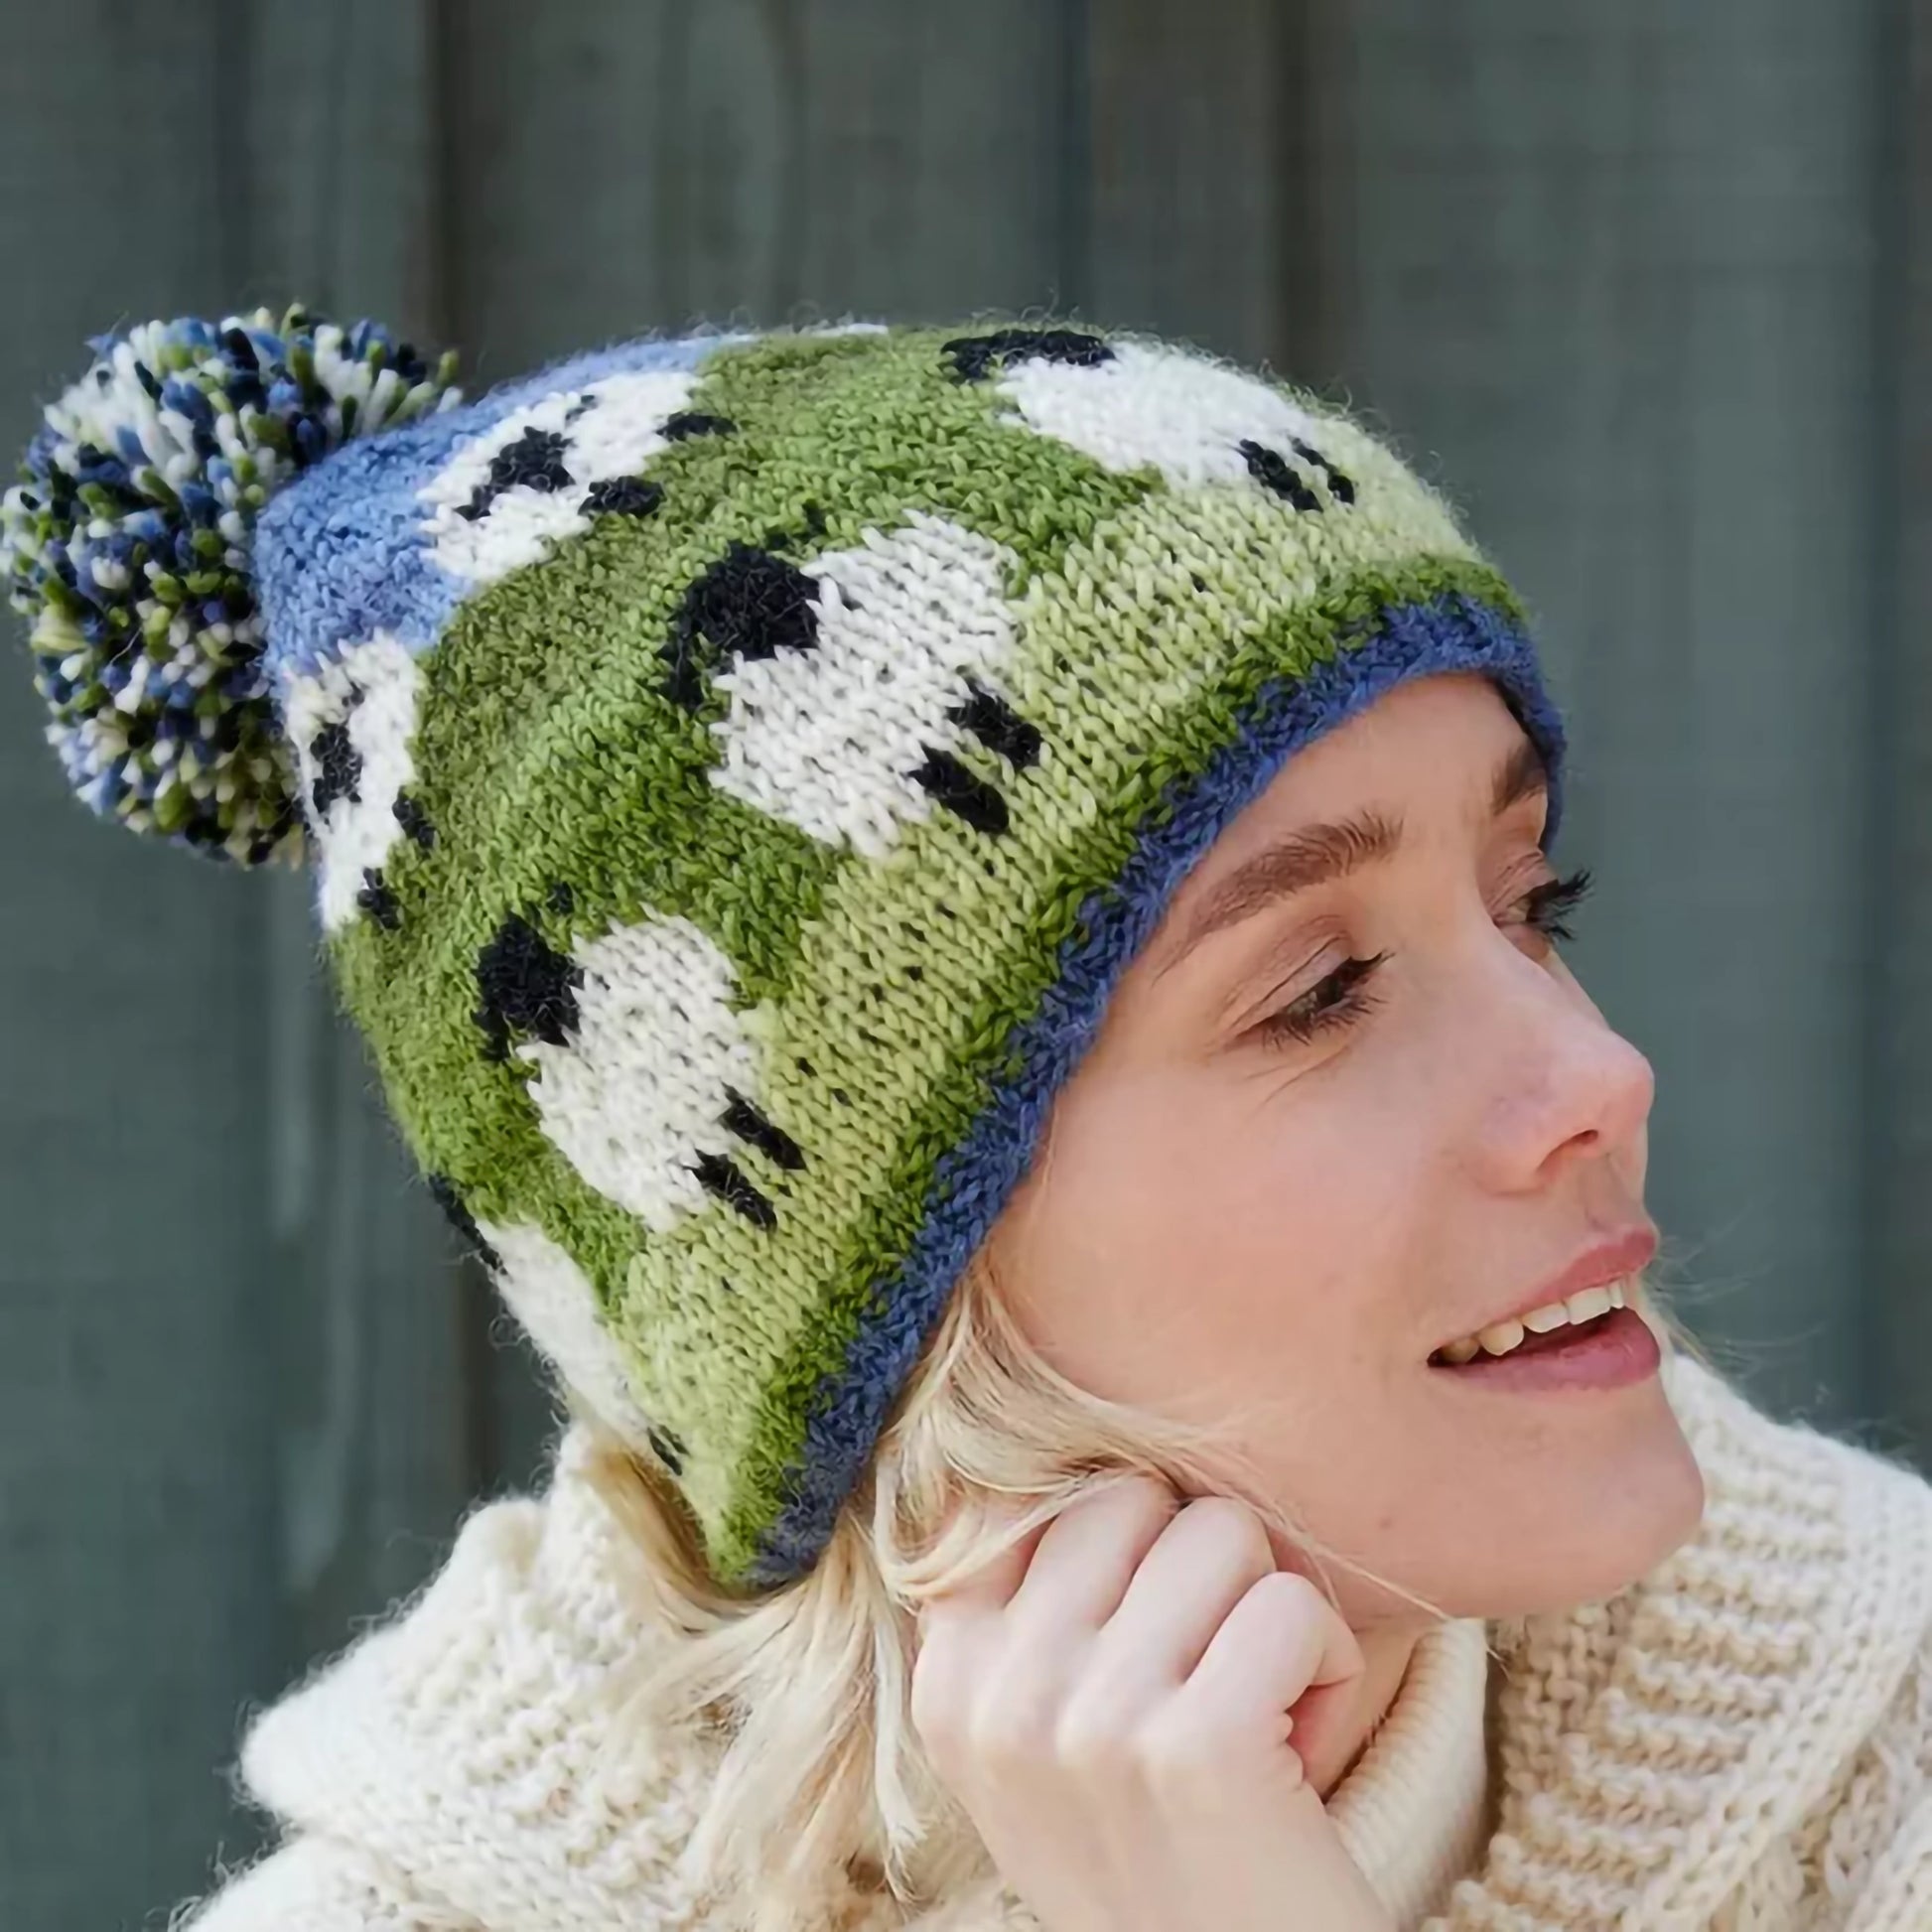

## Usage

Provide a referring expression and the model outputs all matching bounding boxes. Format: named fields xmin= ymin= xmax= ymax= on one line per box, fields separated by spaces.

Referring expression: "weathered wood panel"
xmin=1297 ymin=2 xmax=1891 ymax=1428
xmin=1873 ymin=0 xmax=1932 ymax=1458
xmin=2 ymin=6 xmax=1924 ymax=1928
xmin=0 ymin=5 xmax=476 ymax=1925
xmin=1086 ymin=0 xmax=1330 ymax=370
xmin=0 ymin=10 xmax=287 ymax=1921
xmin=440 ymin=0 xmax=1075 ymax=368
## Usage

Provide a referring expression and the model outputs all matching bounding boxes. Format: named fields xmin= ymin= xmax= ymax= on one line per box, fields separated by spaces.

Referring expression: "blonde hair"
xmin=571 ymin=1242 xmax=1699 ymax=1932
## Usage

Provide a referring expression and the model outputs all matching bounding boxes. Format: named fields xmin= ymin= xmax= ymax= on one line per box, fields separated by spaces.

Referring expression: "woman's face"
xmin=990 ymin=671 xmax=1705 ymax=1627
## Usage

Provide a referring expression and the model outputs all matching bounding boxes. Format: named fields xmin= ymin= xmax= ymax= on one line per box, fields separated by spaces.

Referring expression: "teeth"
xmin=1436 ymin=1278 xmax=1630 ymax=1365
xmin=1566 ymin=1284 xmax=1614 ymax=1323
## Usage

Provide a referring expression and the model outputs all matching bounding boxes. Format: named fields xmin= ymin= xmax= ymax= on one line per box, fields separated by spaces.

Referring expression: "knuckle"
xmin=1052 ymin=1694 xmax=1137 ymax=1776
xmin=1176 ymin=1492 xmax=1271 ymax=1561
xmin=1104 ymin=1470 xmax=1177 ymax=1507
xmin=1133 ymin=1708 xmax=1221 ymax=1794
xmin=965 ymin=1665 xmax=1065 ymax=1773
xmin=1085 ymin=1471 xmax=1182 ymax=1537
xmin=1245 ymin=1567 xmax=1324 ymax=1619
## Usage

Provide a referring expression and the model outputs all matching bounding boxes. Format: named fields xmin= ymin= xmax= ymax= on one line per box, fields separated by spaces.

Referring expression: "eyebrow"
xmin=1151 ymin=735 xmax=1549 ymax=978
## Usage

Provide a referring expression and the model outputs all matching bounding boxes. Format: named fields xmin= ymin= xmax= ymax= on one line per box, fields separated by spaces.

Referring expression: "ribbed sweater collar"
xmin=1329 ymin=1614 xmax=1493 ymax=1926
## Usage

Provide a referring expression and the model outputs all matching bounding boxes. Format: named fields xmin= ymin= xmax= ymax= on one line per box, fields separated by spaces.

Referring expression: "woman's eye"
xmin=1511 ymin=866 xmax=1594 ymax=945
xmin=1253 ymin=951 xmax=1389 ymax=1049
xmin=1249 ymin=868 xmax=1592 ymax=1052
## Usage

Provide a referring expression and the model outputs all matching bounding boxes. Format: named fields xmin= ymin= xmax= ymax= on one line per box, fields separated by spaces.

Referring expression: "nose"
xmin=1465 ymin=948 xmax=1656 ymax=1194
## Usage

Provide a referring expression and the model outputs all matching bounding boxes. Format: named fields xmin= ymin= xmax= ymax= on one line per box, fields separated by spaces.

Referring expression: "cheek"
xmin=996 ymin=1060 xmax=1429 ymax=1413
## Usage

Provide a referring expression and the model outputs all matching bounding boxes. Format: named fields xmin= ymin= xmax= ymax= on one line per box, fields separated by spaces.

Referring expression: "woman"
xmin=8 ymin=311 xmax=1931 ymax=1932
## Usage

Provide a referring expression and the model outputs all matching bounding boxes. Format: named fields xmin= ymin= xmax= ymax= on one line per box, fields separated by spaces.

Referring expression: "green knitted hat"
xmin=4 ymin=311 xmax=1565 ymax=1590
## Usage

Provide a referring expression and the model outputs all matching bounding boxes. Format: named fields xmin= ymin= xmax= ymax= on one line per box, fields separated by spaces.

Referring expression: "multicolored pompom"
xmin=0 ymin=307 xmax=460 ymax=863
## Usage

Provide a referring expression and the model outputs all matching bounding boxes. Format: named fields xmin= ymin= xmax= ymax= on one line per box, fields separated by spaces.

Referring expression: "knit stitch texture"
xmin=170 ymin=1355 xmax=1932 ymax=1932
xmin=6 ymin=315 xmax=1567 ymax=1590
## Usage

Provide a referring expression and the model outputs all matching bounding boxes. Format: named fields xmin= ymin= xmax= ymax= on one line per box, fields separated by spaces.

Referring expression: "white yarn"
xmin=990 ymin=341 xmax=1338 ymax=492
xmin=517 ymin=912 xmax=767 ymax=1235
xmin=708 ymin=512 xmax=1025 ymax=858
xmin=419 ymin=369 xmax=700 ymax=587
xmin=177 ymin=1358 xmax=1932 ymax=1931
xmin=281 ymin=632 xmax=423 ymax=933
xmin=474 ymin=1217 xmax=660 ymax=1453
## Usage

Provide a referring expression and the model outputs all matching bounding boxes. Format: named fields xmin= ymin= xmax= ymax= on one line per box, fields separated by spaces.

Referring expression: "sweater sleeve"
xmin=157 ymin=1445 xmax=745 ymax=1932
xmin=173 ymin=1835 xmax=485 ymax=1931
xmin=1844 ymin=1798 xmax=1932 ymax=1932
xmin=1833 ymin=1629 xmax=1932 ymax=1931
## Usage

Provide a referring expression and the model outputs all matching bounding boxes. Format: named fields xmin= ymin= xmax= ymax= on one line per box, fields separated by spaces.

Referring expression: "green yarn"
xmin=251 ymin=320 xmax=1547 ymax=1584
xmin=712 ymin=551 xmax=1519 ymax=1578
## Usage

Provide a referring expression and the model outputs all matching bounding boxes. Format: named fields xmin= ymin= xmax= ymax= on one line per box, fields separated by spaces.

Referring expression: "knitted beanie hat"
xmin=5 ymin=310 xmax=1564 ymax=1590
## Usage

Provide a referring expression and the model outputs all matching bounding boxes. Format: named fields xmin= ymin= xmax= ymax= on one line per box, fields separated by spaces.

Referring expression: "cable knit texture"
xmin=169 ymin=1353 xmax=1932 ymax=1932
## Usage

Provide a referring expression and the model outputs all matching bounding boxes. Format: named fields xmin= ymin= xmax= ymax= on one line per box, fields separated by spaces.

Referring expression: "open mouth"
xmin=1436 ymin=1305 xmax=1618 ymax=1361
xmin=1429 ymin=1279 xmax=1630 ymax=1366
xmin=1428 ymin=1282 xmax=1659 ymax=1390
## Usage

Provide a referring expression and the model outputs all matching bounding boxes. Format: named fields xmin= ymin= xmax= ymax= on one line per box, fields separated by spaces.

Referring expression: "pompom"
xmin=1 ymin=306 xmax=461 ymax=863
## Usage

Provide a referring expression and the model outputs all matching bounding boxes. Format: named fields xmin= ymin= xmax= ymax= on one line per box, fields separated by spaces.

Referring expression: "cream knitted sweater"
xmin=177 ymin=1357 xmax=1932 ymax=1932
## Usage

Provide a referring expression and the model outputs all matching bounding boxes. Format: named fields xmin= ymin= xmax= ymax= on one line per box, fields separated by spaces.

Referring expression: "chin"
xmin=1345 ymin=1381 xmax=1710 ymax=1628
xmin=1477 ymin=1386 xmax=1709 ymax=1619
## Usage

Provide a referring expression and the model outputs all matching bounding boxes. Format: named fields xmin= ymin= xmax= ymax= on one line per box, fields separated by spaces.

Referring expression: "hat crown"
xmin=11 ymin=315 xmax=1562 ymax=1589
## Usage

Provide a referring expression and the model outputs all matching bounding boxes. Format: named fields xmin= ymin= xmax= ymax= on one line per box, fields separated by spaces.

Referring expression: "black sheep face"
xmin=419 ymin=366 xmax=738 ymax=589
xmin=473 ymin=905 xmax=806 ymax=1238
xmin=281 ymin=632 xmax=426 ymax=933
xmin=666 ymin=510 xmax=1044 ymax=858
xmin=945 ymin=332 xmax=1357 ymax=510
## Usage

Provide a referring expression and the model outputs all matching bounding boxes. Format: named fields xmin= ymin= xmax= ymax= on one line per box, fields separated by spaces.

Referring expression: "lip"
xmin=1436 ymin=1225 xmax=1659 ymax=1352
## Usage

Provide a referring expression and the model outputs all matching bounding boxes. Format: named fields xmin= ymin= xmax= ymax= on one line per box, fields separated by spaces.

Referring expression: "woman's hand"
xmin=910 ymin=1475 xmax=1394 ymax=1932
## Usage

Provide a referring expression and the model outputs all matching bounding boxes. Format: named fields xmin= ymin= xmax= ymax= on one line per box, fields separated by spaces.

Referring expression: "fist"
xmin=909 ymin=1476 xmax=1394 ymax=1932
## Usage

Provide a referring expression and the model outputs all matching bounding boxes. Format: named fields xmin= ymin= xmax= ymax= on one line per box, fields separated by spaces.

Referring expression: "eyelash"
xmin=1252 ymin=867 xmax=1595 ymax=1050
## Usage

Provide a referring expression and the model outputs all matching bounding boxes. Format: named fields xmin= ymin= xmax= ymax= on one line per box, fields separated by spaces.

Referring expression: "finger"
xmin=1177 ymin=1571 xmax=1364 ymax=1755
xmin=1086 ymin=1496 xmax=1278 ymax=1689
xmin=1005 ymin=1473 xmax=1183 ymax=1639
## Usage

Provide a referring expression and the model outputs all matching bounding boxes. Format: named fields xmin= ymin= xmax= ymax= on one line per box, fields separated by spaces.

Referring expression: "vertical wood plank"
xmin=0 ymin=9 xmax=280 ymax=1923
xmin=787 ymin=0 xmax=1077 ymax=323
xmin=440 ymin=0 xmax=1078 ymax=375
xmin=0 ymin=5 xmax=483 ymax=1925
xmin=1085 ymin=0 xmax=1327 ymax=370
xmin=1299 ymin=2 xmax=1890 ymax=1429
xmin=437 ymin=0 xmax=701 ymax=375
xmin=1872 ymin=0 xmax=1932 ymax=1461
